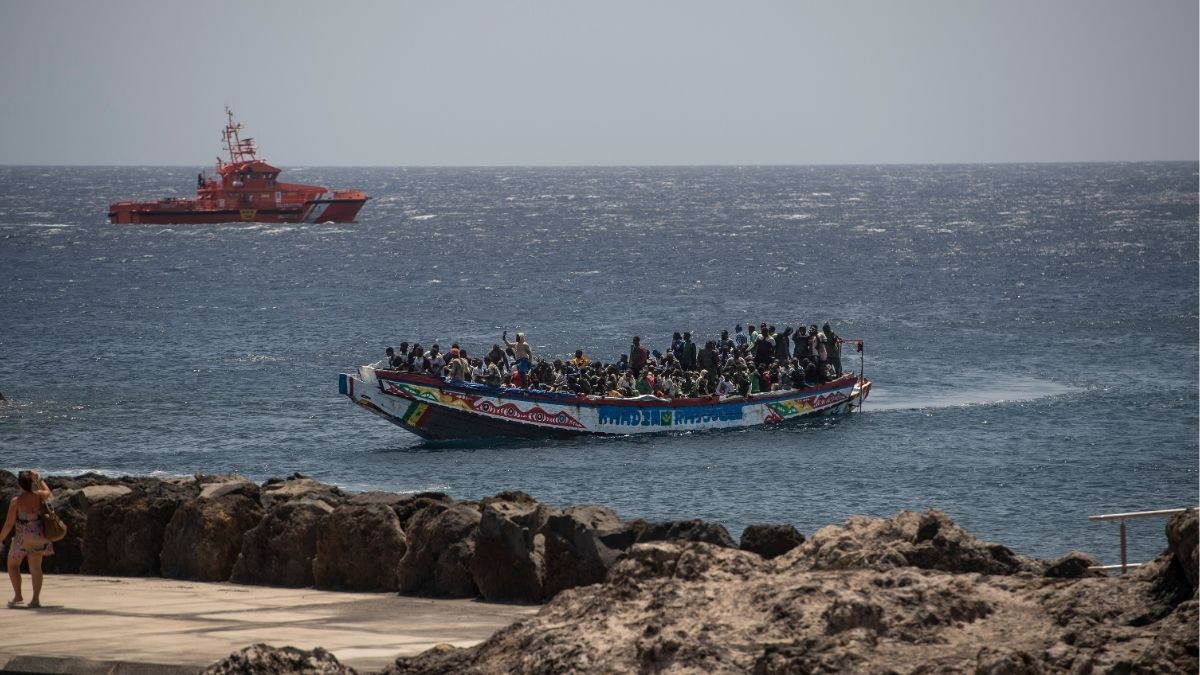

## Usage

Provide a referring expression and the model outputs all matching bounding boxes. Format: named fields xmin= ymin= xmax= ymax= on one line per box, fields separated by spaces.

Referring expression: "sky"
xmin=0 ymin=0 xmax=1196 ymax=166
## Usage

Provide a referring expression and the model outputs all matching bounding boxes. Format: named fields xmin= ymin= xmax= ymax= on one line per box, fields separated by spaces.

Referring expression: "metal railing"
xmin=1087 ymin=507 xmax=1196 ymax=573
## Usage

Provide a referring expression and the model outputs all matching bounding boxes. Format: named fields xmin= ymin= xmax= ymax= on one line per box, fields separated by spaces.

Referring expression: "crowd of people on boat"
xmin=373 ymin=322 xmax=854 ymax=399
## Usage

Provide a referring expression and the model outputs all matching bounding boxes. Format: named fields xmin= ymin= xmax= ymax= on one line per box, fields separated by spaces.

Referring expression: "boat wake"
xmin=865 ymin=373 xmax=1078 ymax=412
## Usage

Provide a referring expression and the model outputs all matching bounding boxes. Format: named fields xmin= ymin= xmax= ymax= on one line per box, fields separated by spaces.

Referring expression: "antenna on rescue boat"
xmin=221 ymin=106 xmax=257 ymax=166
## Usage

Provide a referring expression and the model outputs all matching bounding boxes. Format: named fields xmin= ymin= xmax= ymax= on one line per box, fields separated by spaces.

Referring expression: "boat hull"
xmin=339 ymin=367 xmax=870 ymax=441
xmin=108 ymin=196 xmax=367 ymax=224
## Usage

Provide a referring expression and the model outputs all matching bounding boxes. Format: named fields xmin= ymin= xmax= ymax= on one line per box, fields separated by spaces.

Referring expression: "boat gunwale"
xmin=370 ymin=368 xmax=862 ymax=409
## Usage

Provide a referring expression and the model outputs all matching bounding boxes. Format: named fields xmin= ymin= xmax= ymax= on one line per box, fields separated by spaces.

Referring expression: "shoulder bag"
xmin=40 ymin=498 xmax=67 ymax=542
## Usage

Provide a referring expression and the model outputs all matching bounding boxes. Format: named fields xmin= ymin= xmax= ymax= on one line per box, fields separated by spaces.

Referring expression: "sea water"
xmin=1 ymin=163 xmax=1196 ymax=563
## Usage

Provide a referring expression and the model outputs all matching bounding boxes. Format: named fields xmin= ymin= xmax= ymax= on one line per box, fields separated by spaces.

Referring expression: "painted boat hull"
xmin=108 ymin=195 xmax=367 ymax=224
xmin=339 ymin=367 xmax=871 ymax=441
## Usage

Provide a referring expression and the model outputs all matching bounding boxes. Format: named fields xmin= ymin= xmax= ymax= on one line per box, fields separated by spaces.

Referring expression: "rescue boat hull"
xmin=108 ymin=197 xmax=368 ymax=225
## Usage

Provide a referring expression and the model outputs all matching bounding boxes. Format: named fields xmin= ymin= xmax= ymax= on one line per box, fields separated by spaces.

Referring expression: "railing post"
xmin=1119 ymin=519 xmax=1127 ymax=574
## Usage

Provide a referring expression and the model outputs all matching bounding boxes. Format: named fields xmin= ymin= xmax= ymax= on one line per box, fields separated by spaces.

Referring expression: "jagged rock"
xmin=1166 ymin=508 xmax=1198 ymax=594
xmin=384 ymin=643 xmax=476 ymax=675
xmin=231 ymin=499 xmax=334 ymax=587
xmin=541 ymin=505 xmax=633 ymax=598
xmin=392 ymin=493 xmax=454 ymax=530
xmin=1043 ymin=551 xmax=1104 ymax=579
xmin=740 ymin=523 xmax=805 ymax=560
xmin=260 ymin=473 xmax=346 ymax=510
xmin=396 ymin=502 xmax=480 ymax=597
xmin=387 ymin=513 xmax=1198 ymax=675
xmin=975 ymin=646 xmax=1044 ymax=675
xmin=313 ymin=503 xmax=406 ymax=591
xmin=161 ymin=480 xmax=265 ymax=581
xmin=0 ymin=469 xmax=17 ymax=495
xmin=753 ymin=636 xmax=870 ymax=675
xmin=470 ymin=494 xmax=550 ymax=601
xmin=634 ymin=518 xmax=737 ymax=548
xmin=607 ymin=542 xmax=766 ymax=587
xmin=80 ymin=481 xmax=195 ymax=576
xmin=199 ymin=476 xmax=262 ymax=502
xmin=789 ymin=509 xmax=1036 ymax=575
xmin=201 ymin=643 xmax=356 ymax=675
xmin=43 ymin=484 xmax=132 ymax=573
xmin=45 ymin=472 xmax=123 ymax=491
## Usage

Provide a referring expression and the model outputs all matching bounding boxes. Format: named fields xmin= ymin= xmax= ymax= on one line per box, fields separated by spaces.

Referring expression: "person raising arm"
xmin=503 ymin=330 xmax=534 ymax=388
xmin=1 ymin=470 xmax=54 ymax=608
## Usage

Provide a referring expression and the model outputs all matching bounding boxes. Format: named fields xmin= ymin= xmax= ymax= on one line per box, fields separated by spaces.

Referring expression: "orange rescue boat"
xmin=109 ymin=108 xmax=368 ymax=224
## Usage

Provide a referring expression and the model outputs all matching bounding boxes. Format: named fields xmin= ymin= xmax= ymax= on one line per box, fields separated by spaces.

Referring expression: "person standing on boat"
xmin=447 ymin=347 xmax=470 ymax=382
xmin=718 ymin=329 xmax=734 ymax=352
xmin=823 ymin=323 xmax=843 ymax=376
xmin=503 ymin=331 xmax=533 ymax=387
xmin=629 ymin=337 xmax=649 ymax=377
xmin=698 ymin=340 xmax=720 ymax=386
xmin=679 ymin=332 xmax=698 ymax=371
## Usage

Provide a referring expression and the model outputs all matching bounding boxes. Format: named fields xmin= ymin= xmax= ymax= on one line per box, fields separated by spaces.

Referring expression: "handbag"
xmin=40 ymin=499 xmax=67 ymax=542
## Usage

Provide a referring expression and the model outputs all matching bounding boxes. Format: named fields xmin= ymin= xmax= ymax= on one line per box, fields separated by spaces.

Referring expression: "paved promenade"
xmin=0 ymin=574 xmax=538 ymax=674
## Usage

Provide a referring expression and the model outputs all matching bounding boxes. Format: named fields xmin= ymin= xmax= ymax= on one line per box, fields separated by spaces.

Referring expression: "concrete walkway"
xmin=0 ymin=574 xmax=539 ymax=674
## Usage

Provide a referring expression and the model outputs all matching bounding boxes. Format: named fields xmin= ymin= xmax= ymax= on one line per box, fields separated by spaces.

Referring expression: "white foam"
xmin=866 ymin=374 xmax=1078 ymax=411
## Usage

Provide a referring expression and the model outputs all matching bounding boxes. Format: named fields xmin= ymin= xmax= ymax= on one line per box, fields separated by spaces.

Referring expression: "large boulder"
xmin=634 ymin=518 xmax=737 ymax=548
xmin=470 ymin=494 xmax=646 ymax=602
xmin=470 ymin=493 xmax=551 ymax=602
xmin=396 ymin=502 xmax=480 ymax=597
xmin=161 ymin=479 xmax=265 ymax=581
xmin=44 ymin=484 xmax=133 ymax=574
xmin=789 ymin=509 xmax=1036 ymax=575
xmin=81 ymin=481 xmax=194 ymax=576
xmin=201 ymin=643 xmax=355 ymax=675
xmin=739 ymin=524 xmax=805 ymax=560
xmin=313 ymin=502 xmax=407 ymax=591
xmin=231 ymin=499 xmax=334 ymax=587
xmin=541 ymin=505 xmax=634 ymax=598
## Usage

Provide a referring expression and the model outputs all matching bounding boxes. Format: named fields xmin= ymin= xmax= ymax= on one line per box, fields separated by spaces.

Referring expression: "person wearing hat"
xmin=447 ymin=347 xmax=469 ymax=382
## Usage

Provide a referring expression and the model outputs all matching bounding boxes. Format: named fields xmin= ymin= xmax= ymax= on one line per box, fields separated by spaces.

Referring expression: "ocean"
xmin=1 ymin=163 xmax=1196 ymax=564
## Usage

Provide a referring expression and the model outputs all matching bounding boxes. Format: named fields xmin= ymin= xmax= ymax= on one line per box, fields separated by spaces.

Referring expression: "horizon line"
xmin=2 ymin=159 xmax=1197 ymax=169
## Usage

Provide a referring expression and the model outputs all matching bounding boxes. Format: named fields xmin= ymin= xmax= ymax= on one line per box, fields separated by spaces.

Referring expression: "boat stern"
xmin=306 ymin=190 xmax=369 ymax=223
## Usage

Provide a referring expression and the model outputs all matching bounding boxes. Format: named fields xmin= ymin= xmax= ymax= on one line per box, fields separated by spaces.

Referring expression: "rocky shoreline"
xmin=3 ymin=471 xmax=1195 ymax=673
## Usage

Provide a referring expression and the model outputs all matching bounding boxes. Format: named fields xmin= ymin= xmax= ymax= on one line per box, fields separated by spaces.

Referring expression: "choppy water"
xmin=1 ymin=163 xmax=1196 ymax=563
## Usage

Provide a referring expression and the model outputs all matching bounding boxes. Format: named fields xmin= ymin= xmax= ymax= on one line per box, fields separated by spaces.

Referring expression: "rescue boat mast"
xmin=216 ymin=106 xmax=258 ymax=173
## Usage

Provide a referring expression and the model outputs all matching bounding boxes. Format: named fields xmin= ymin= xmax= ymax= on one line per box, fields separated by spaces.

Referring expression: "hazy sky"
xmin=1 ymin=0 xmax=1196 ymax=165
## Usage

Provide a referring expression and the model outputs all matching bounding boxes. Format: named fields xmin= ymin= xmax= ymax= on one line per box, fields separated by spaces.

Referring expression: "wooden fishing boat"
xmin=339 ymin=365 xmax=870 ymax=441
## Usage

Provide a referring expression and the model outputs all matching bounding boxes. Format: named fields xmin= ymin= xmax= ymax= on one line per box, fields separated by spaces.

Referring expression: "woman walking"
xmin=1 ymin=470 xmax=54 ymax=608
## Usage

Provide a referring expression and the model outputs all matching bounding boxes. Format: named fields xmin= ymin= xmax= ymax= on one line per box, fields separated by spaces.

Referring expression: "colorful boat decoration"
xmin=339 ymin=366 xmax=871 ymax=441
xmin=108 ymin=108 xmax=368 ymax=224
